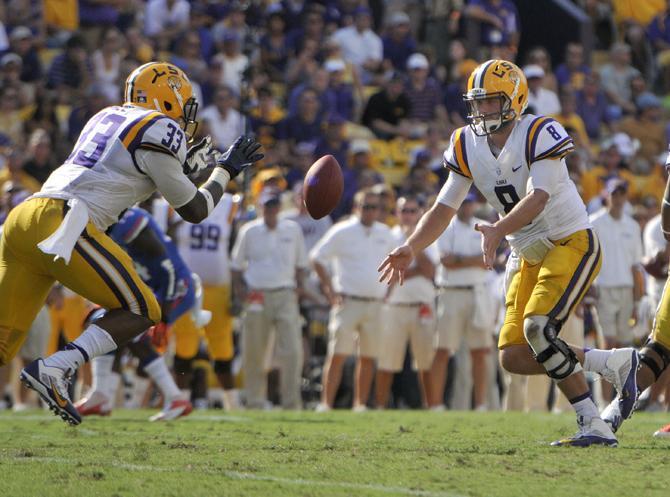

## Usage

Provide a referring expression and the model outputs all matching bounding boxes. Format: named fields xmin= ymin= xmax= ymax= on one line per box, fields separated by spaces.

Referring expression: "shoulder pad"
xmin=525 ymin=116 xmax=574 ymax=164
xmin=443 ymin=126 xmax=473 ymax=178
xmin=112 ymin=208 xmax=149 ymax=245
xmin=120 ymin=111 xmax=187 ymax=164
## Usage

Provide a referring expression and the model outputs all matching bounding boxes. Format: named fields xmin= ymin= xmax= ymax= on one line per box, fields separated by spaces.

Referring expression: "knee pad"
xmin=174 ymin=355 xmax=194 ymax=376
xmin=640 ymin=340 xmax=670 ymax=381
xmin=214 ymin=359 xmax=232 ymax=375
xmin=523 ymin=315 xmax=581 ymax=380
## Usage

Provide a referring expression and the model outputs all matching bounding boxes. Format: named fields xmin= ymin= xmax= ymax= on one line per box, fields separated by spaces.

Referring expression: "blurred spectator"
xmin=464 ymin=0 xmax=520 ymax=50
xmin=376 ymin=195 xmax=437 ymax=409
xmin=288 ymin=68 xmax=332 ymax=119
xmin=444 ymin=59 xmax=478 ymax=127
xmin=551 ymin=89 xmax=590 ymax=149
xmin=285 ymin=37 xmax=320 ymax=88
xmin=524 ymin=64 xmax=560 ymax=116
xmin=323 ymin=59 xmax=355 ymax=121
xmin=554 ymin=43 xmax=591 ymax=90
xmin=282 ymin=184 xmax=333 ymax=253
xmin=619 ymin=92 xmax=666 ymax=168
xmin=575 ymin=73 xmax=611 ymax=141
xmin=314 ymin=113 xmax=350 ymax=169
xmin=433 ymin=193 xmax=492 ymax=410
xmin=400 ymin=156 xmax=441 ymax=198
xmin=124 ymin=27 xmax=155 ymax=66
xmin=21 ymin=129 xmax=57 ymax=185
xmin=331 ymin=7 xmax=382 ymax=83
xmin=405 ymin=53 xmax=447 ymax=131
xmin=371 ymin=183 xmax=398 ymax=227
xmin=171 ymin=30 xmax=208 ymax=84
xmin=382 ymin=11 xmax=417 ymax=72
xmin=646 ymin=2 xmax=670 ymax=91
xmin=581 ymin=134 xmax=638 ymax=204
xmin=590 ymin=179 xmax=644 ymax=396
xmin=67 ymin=84 xmax=110 ymax=144
xmin=332 ymin=139 xmax=383 ymax=220
xmin=212 ymin=32 xmax=249 ymax=93
xmin=284 ymin=142 xmax=316 ymax=189
xmin=144 ymin=0 xmax=190 ymax=39
xmin=526 ymin=46 xmax=559 ymax=92
xmin=91 ymin=28 xmax=123 ymax=104
xmin=361 ymin=72 xmax=411 ymax=140
xmin=260 ymin=10 xmax=289 ymax=81
xmin=249 ymin=86 xmax=286 ymax=149
xmin=0 ymin=86 xmax=25 ymax=146
xmin=189 ymin=3 xmax=215 ymax=63
xmin=46 ymin=34 xmax=92 ymax=94
xmin=231 ymin=188 xmax=307 ymax=410
xmin=43 ymin=0 xmax=79 ymax=32
xmin=1 ymin=53 xmax=33 ymax=106
xmin=200 ymin=85 xmax=244 ymax=151
xmin=9 ymin=26 xmax=41 ymax=84
xmin=0 ymin=145 xmax=40 ymax=193
xmin=624 ymin=21 xmax=654 ymax=83
xmin=311 ymin=189 xmax=396 ymax=411
xmin=286 ymin=5 xmax=325 ymax=56
xmin=212 ymin=1 xmax=252 ymax=55
xmin=277 ymin=88 xmax=324 ymax=161
xmin=599 ymin=42 xmax=640 ymax=114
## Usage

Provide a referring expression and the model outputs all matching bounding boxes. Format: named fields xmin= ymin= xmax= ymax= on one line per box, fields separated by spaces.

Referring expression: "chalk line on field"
xmin=8 ymin=456 xmax=465 ymax=497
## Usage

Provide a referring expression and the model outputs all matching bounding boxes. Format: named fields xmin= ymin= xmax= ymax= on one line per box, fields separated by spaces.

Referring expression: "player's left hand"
xmin=217 ymin=135 xmax=264 ymax=178
xmin=474 ymin=222 xmax=503 ymax=270
xmin=378 ymin=244 xmax=415 ymax=286
xmin=183 ymin=135 xmax=215 ymax=175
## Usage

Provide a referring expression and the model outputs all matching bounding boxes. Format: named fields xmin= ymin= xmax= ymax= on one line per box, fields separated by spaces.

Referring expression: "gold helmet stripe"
xmin=125 ymin=62 xmax=154 ymax=103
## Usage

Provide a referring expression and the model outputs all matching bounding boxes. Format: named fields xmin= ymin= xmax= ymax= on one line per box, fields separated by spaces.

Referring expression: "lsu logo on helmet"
xmin=463 ymin=59 xmax=528 ymax=136
xmin=124 ymin=62 xmax=199 ymax=140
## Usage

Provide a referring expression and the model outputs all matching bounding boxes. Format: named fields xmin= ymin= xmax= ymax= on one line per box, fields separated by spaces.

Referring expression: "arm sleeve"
xmin=136 ymin=148 xmax=197 ymax=209
xmin=528 ymin=158 xmax=563 ymax=197
xmin=436 ymin=172 xmax=473 ymax=209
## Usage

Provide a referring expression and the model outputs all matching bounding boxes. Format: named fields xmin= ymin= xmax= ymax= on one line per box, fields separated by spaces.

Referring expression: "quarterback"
xmin=0 ymin=61 xmax=263 ymax=425
xmin=379 ymin=59 xmax=637 ymax=446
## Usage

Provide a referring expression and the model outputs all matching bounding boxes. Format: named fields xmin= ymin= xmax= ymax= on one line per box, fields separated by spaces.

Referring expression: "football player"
xmin=76 ymin=206 xmax=207 ymax=421
xmin=608 ymin=151 xmax=670 ymax=438
xmin=0 ymin=61 xmax=262 ymax=425
xmin=171 ymin=190 xmax=241 ymax=409
xmin=379 ymin=59 xmax=638 ymax=447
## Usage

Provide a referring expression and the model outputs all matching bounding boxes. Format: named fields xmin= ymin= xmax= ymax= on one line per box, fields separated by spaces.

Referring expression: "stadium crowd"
xmin=1 ymin=0 xmax=670 ymax=419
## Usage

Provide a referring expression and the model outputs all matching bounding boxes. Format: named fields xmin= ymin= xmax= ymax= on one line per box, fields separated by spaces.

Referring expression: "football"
xmin=302 ymin=154 xmax=344 ymax=219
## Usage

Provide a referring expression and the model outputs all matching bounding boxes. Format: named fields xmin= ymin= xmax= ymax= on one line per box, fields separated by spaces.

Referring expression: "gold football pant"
xmin=651 ymin=278 xmax=670 ymax=350
xmin=499 ymin=229 xmax=602 ymax=349
xmin=173 ymin=285 xmax=234 ymax=361
xmin=0 ymin=197 xmax=160 ymax=366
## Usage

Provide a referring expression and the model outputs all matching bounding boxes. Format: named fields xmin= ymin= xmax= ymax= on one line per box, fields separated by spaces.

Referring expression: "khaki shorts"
xmin=328 ymin=299 xmax=381 ymax=358
xmin=437 ymin=288 xmax=493 ymax=351
xmin=597 ymin=286 xmax=634 ymax=343
xmin=378 ymin=303 xmax=435 ymax=372
xmin=21 ymin=306 xmax=50 ymax=361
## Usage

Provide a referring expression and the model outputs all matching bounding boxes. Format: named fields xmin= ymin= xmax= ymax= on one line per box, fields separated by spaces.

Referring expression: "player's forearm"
xmin=406 ymin=202 xmax=456 ymax=256
xmin=494 ymin=190 xmax=549 ymax=237
xmin=176 ymin=168 xmax=229 ymax=223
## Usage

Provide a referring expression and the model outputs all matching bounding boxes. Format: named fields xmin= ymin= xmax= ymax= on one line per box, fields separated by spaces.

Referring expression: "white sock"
xmin=583 ymin=349 xmax=612 ymax=374
xmin=44 ymin=324 xmax=117 ymax=372
xmin=571 ymin=394 xmax=600 ymax=419
xmin=144 ymin=357 xmax=181 ymax=401
xmin=91 ymin=354 xmax=114 ymax=394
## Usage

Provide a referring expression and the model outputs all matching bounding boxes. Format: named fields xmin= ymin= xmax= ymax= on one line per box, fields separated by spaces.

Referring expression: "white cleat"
xmin=20 ymin=359 xmax=81 ymax=425
xmin=653 ymin=424 xmax=670 ymax=438
xmin=149 ymin=398 xmax=193 ymax=422
xmin=314 ymin=403 xmax=331 ymax=413
xmin=600 ymin=348 xmax=640 ymax=432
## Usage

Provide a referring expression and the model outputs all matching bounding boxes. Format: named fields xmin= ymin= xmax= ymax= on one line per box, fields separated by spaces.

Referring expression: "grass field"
xmin=1 ymin=409 xmax=669 ymax=497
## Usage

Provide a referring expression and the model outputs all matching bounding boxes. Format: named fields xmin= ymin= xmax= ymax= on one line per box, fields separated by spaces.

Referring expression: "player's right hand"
xmin=378 ymin=244 xmax=414 ymax=286
xmin=183 ymin=135 xmax=214 ymax=175
xmin=217 ymin=135 xmax=264 ymax=178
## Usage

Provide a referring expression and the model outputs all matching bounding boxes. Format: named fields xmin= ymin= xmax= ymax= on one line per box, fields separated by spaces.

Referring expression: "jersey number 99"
xmin=190 ymin=224 xmax=221 ymax=251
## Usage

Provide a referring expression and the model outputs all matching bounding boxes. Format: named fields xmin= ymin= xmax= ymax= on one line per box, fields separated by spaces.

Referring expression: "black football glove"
xmin=183 ymin=135 xmax=214 ymax=175
xmin=216 ymin=135 xmax=264 ymax=179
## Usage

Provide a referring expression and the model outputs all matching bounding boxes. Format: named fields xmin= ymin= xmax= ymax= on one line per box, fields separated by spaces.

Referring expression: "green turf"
xmin=1 ymin=409 xmax=669 ymax=497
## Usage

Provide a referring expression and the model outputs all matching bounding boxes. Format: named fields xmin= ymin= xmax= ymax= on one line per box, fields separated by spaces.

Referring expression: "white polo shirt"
xmin=436 ymin=216 xmax=488 ymax=287
xmin=643 ymin=213 xmax=667 ymax=300
xmin=310 ymin=217 xmax=395 ymax=299
xmin=590 ymin=208 xmax=643 ymax=288
xmin=387 ymin=226 xmax=438 ymax=304
xmin=331 ymin=26 xmax=382 ymax=69
xmin=231 ymin=218 xmax=308 ymax=289
xmin=200 ymin=106 xmax=244 ymax=151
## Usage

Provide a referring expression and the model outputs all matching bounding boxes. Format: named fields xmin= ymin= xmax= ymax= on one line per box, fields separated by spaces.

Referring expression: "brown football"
xmin=302 ymin=154 xmax=344 ymax=219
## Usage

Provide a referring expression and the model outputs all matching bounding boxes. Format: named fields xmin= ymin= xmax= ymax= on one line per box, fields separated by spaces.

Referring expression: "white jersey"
xmin=176 ymin=193 xmax=237 ymax=286
xmin=441 ymin=115 xmax=590 ymax=252
xmin=38 ymin=105 xmax=190 ymax=230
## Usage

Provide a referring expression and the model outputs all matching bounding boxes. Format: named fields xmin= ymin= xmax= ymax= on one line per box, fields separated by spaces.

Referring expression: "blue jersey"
xmin=111 ymin=207 xmax=194 ymax=324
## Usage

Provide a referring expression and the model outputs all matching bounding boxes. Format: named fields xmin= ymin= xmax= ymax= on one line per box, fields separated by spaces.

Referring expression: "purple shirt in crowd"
xmin=382 ymin=34 xmax=417 ymax=71
xmin=575 ymin=89 xmax=611 ymax=140
xmin=469 ymin=0 xmax=519 ymax=46
xmin=405 ymin=78 xmax=443 ymax=120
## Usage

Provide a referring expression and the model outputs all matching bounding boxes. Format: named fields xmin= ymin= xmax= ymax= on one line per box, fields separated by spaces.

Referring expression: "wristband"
xmin=210 ymin=167 xmax=231 ymax=189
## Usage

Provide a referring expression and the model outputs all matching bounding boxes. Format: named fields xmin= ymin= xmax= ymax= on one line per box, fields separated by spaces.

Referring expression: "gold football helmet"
xmin=124 ymin=62 xmax=199 ymax=139
xmin=464 ymin=59 xmax=528 ymax=136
